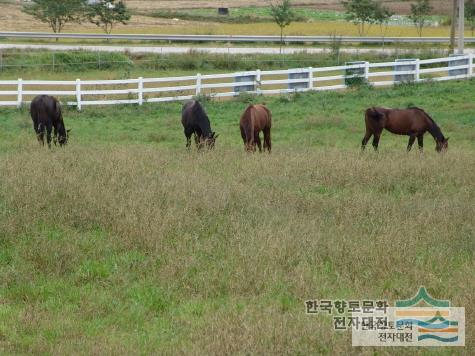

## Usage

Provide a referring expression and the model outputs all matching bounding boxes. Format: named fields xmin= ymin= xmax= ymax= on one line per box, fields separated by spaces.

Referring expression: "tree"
xmin=87 ymin=0 xmax=131 ymax=34
xmin=409 ymin=0 xmax=433 ymax=37
xmin=22 ymin=0 xmax=86 ymax=36
xmin=341 ymin=0 xmax=378 ymax=36
xmin=270 ymin=0 xmax=295 ymax=53
xmin=466 ymin=0 xmax=475 ymax=36
xmin=373 ymin=2 xmax=394 ymax=37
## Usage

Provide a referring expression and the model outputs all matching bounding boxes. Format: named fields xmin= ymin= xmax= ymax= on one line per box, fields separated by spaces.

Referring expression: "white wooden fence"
xmin=0 ymin=54 xmax=473 ymax=110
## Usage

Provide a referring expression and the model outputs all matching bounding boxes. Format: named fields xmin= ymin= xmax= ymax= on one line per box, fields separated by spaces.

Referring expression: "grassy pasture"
xmin=0 ymin=50 xmax=452 ymax=79
xmin=0 ymin=79 xmax=474 ymax=354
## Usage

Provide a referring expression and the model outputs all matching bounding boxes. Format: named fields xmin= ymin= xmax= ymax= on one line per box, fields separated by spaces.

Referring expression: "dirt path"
xmin=0 ymin=43 xmax=454 ymax=56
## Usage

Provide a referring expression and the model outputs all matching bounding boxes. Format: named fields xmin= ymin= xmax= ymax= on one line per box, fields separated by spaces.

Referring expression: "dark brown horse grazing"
xmin=240 ymin=104 xmax=272 ymax=152
xmin=361 ymin=107 xmax=448 ymax=152
xmin=30 ymin=95 xmax=70 ymax=148
xmin=181 ymin=100 xmax=218 ymax=149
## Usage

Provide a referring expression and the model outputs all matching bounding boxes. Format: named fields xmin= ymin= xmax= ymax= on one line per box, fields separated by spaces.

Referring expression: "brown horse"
xmin=240 ymin=104 xmax=272 ymax=152
xmin=361 ymin=107 xmax=449 ymax=152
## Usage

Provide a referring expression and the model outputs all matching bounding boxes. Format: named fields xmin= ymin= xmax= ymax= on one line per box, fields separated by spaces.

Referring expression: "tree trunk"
xmin=280 ymin=26 xmax=283 ymax=54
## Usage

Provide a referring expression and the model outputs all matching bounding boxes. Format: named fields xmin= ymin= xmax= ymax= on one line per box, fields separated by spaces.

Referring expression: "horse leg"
xmin=250 ymin=138 xmax=256 ymax=152
xmin=372 ymin=131 xmax=382 ymax=151
xmin=243 ymin=129 xmax=254 ymax=152
xmin=46 ymin=122 xmax=53 ymax=149
xmin=184 ymin=128 xmax=192 ymax=148
xmin=361 ymin=131 xmax=372 ymax=150
xmin=240 ymin=126 xmax=246 ymax=144
xmin=240 ymin=125 xmax=249 ymax=151
xmin=53 ymin=125 xmax=58 ymax=146
xmin=417 ymin=134 xmax=424 ymax=152
xmin=32 ymin=116 xmax=40 ymax=142
xmin=37 ymin=122 xmax=45 ymax=146
xmin=194 ymin=129 xmax=203 ymax=149
xmin=407 ymin=135 xmax=416 ymax=152
xmin=255 ymin=132 xmax=262 ymax=152
xmin=263 ymin=128 xmax=271 ymax=153
xmin=248 ymin=139 xmax=254 ymax=152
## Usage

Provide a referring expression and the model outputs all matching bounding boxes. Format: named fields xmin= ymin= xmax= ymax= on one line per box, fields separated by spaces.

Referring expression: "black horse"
xmin=30 ymin=95 xmax=70 ymax=148
xmin=181 ymin=100 xmax=218 ymax=149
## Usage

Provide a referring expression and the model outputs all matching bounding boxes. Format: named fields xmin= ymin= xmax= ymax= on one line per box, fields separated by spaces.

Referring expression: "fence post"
xmin=308 ymin=67 xmax=313 ymax=90
xmin=364 ymin=61 xmax=369 ymax=82
xmin=138 ymin=77 xmax=143 ymax=105
xmin=76 ymin=79 xmax=81 ymax=111
xmin=415 ymin=59 xmax=420 ymax=82
xmin=255 ymin=69 xmax=261 ymax=95
xmin=17 ymin=78 xmax=23 ymax=108
xmin=469 ymin=53 xmax=474 ymax=77
xmin=195 ymin=73 xmax=201 ymax=96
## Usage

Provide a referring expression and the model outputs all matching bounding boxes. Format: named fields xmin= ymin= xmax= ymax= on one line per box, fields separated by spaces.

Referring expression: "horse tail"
xmin=250 ymin=106 xmax=256 ymax=144
xmin=241 ymin=105 xmax=254 ymax=149
xmin=263 ymin=105 xmax=272 ymax=128
xmin=366 ymin=107 xmax=384 ymax=122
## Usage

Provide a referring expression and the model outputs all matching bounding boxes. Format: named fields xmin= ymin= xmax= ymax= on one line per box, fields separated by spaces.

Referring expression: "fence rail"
xmin=0 ymin=55 xmax=473 ymax=110
xmin=1 ymin=31 xmax=475 ymax=44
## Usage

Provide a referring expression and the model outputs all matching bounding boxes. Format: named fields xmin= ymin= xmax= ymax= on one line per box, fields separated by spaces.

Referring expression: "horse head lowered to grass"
xmin=30 ymin=95 xmax=70 ymax=148
xmin=181 ymin=100 xmax=218 ymax=150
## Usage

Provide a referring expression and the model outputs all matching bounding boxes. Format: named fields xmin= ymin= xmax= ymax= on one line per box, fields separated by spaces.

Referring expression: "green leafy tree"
xmin=22 ymin=0 xmax=86 ymax=37
xmin=409 ymin=0 xmax=433 ymax=37
xmin=466 ymin=0 xmax=475 ymax=36
xmin=270 ymin=0 xmax=296 ymax=53
xmin=87 ymin=0 xmax=131 ymax=34
xmin=341 ymin=0 xmax=378 ymax=36
xmin=373 ymin=2 xmax=394 ymax=37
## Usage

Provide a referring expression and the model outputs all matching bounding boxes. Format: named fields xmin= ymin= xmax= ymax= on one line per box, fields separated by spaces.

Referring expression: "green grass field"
xmin=0 ymin=49 xmax=450 ymax=76
xmin=0 ymin=79 xmax=474 ymax=354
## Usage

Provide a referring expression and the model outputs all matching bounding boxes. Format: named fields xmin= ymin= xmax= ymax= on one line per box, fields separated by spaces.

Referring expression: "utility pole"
xmin=458 ymin=0 xmax=465 ymax=54
xmin=450 ymin=0 xmax=457 ymax=52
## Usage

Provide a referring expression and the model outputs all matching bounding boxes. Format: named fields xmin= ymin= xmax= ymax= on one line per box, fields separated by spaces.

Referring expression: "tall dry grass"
xmin=0 ymin=142 xmax=473 ymax=354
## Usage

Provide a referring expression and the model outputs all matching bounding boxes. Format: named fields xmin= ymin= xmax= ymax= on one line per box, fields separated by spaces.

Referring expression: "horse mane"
xmin=409 ymin=107 xmax=445 ymax=141
xmin=53 ymin=97 xmax=67 ymax=136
